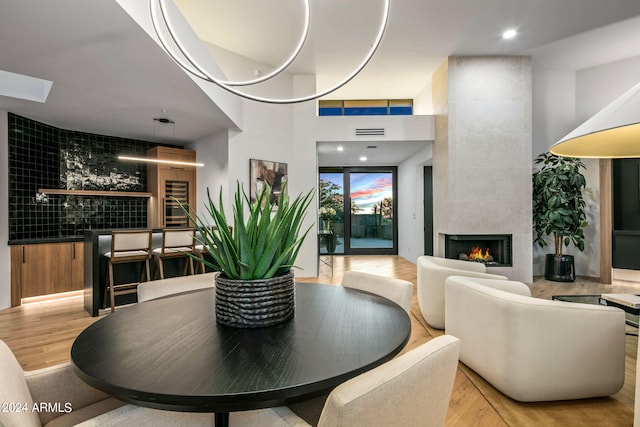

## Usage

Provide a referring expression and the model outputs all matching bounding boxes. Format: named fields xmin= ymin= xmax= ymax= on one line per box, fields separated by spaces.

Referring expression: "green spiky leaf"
xmin=176 ymin=181 xmax=314 ymax=280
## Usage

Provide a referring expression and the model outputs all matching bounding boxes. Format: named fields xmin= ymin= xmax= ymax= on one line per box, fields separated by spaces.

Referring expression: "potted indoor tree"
xmin=532 ymin=152 xmax=588 ymax=282
xmin=179 ymin=181 xmax=314 ymax=327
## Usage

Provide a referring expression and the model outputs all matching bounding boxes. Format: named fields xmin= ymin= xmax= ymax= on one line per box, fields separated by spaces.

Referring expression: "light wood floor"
xmin=1 ymin=255 xmax=638 ymax=426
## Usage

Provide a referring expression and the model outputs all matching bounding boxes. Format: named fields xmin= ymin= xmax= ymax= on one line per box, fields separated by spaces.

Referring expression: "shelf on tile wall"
xmin=38 ymin=189 xmax=152 ymax=197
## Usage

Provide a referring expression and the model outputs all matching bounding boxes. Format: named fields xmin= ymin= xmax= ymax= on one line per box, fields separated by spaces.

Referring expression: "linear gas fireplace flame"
xmin=445 ymin=234 xmax=512 ymax=267
xmin=462 ymin=246 xmax=493 ymax=263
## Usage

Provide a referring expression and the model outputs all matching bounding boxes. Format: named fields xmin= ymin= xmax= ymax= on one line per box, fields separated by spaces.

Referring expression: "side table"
xmin=318 ymin=231 xmax=336 ymax=275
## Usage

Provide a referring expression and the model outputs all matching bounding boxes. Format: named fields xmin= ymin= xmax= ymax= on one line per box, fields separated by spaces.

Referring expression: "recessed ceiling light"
xmin=337 ymin=146 xmax=344 ymax=152
xmin=502 ymin=29 xmax=517 ymax=40
xmin=359 ymin=156 xmax=367 ymax=162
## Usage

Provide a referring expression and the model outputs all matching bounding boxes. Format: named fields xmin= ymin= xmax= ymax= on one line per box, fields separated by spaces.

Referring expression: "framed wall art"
xmin=249 ymin=159 xmax=288 ymax=208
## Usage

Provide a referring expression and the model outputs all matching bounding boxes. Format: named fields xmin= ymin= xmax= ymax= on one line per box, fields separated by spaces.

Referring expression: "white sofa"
xmin=445 ymin=276 xmax=626 ymax=402
xmin=416 ymin=255 xmax=508 ymax=329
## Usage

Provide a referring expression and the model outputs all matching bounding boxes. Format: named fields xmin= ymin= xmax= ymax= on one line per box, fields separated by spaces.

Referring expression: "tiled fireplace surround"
xmin=432 ymin=57 xmax=533 ymax=283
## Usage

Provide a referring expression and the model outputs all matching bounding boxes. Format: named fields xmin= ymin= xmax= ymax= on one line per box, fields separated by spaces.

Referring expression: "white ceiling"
xmin=1 ymin=0 xmax=640 ymax=147
xmin=176 ymin=0 xmax=640 ymax=99
xmin=318 ymin=140 xmax=430 ymax=167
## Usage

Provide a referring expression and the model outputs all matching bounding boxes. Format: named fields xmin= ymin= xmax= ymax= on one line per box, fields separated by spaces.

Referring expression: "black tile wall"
xmin=59 ymin=130 xmax=148 ymax=191
xmin=8 ymin=113 xmax=175 ymax=241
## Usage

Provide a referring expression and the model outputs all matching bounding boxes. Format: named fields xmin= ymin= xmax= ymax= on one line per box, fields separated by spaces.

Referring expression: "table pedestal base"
xmin=215 ymin=412 xmax=229 ymax=427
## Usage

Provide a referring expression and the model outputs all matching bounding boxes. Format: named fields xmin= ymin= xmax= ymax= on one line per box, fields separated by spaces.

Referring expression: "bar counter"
xmin=83 ymin=229 xmax=208 ymax=316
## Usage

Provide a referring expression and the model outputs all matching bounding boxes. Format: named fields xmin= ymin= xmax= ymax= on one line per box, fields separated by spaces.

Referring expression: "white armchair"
xmin=417 ymin=255 xmax=508 ymax=329
xmin=230 ymin=335 xmax=461 ymax=427
xmin=445 ymin=276 xmax=626 ymax=402
xmin=341 ymin=271 xmax=413 ymax=313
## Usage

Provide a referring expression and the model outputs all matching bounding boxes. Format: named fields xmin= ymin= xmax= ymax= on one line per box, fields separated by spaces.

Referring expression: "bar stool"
xmin=195 ymin=226 xmax=231 ymax=274
xmin=194 ymin=243 xmax=209 ymax=274
xmin=193 ymin=226 xmax=216 ymax=274
xmin=153 ymin=228 xmax=196 ymax=279
xmin=104 ymin=229 xmax=152 ymax=312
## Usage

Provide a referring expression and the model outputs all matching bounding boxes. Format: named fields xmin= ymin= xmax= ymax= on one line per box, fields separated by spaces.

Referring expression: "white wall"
xmin=292 ymin=75 xmax=323 ymax=276
xmin=575 ymin=56 xmax=640 ymax=122
xmin=187 ymin=128 xmax=230 ymax=212
xmin=291 ymin=76 xmax=435 ymax=275
xmin=288 ymin=72 xmax=436 ymax=274
xmin=531 ymin=66 xmax=578 ymax=275
xmin=0 ymin=110 xmax=10 ymax=309
xmin=414 ymin=79 xmax=434 ymax=115
xmin=397 ymin=144 xmax=433 ymax=262
xmin=224 ymin=87 xmax=322 ymax=270
xmin=531 ymin=67 xmax=576 ymax=159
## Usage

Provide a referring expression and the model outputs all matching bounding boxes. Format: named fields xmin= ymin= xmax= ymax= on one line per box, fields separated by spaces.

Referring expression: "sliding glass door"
xmin=319 ymin=170 xmax=345 ymax=255
xmin=319 ymin=167 xmax=397 ymax=255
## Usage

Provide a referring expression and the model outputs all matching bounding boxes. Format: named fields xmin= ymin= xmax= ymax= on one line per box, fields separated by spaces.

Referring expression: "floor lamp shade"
xmin=550 ymin=81 xmax=640 ymax=158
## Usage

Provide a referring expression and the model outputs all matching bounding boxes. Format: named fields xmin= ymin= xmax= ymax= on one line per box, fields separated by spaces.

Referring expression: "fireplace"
xmin=444 ymin=234 xmax=512 ymax=267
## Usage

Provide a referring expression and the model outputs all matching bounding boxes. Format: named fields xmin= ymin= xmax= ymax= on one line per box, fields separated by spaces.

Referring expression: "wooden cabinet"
xmin=10 ymin=241 xmax=84 ymax=305
xmin=147 ymin=147 xmax=197 ymax=228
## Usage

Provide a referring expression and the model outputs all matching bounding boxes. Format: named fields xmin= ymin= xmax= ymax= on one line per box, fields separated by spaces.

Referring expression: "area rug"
xmin=410 ymin=306 xmax=636 ymax=427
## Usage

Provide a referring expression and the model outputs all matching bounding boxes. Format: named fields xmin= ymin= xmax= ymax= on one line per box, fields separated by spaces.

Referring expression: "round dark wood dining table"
xmin=71 ymin=282 xmax=412 ymax=427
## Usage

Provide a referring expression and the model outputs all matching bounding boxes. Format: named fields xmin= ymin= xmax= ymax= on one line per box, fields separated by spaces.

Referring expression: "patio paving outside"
xmin=319 ymin=236 xmax=393 ymax=254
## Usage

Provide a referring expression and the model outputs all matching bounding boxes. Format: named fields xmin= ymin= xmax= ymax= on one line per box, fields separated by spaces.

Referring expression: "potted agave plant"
xmin=179 ymin=181 xmax=314 ymax=328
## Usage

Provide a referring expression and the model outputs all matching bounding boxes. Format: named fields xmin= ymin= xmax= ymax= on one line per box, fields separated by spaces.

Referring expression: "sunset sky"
xmin=320 ymin=172 xmax=393 ymax=214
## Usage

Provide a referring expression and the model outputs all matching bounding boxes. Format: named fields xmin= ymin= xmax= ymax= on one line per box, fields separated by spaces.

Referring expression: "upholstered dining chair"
xmin=137 ymin=272 xmax=217 ymax=303
xmin=0 ymin=339 xmax=216 ymax=427
xmin=0 ymin=339 xmax=124 ymax=427
xmin=103 ymin=229 xmax=153 ymax=312
xmin=341 ymin=270 xmax=413 ymax=313
xmin=230 ymin=335 xmax=461 ymax=427
xmin=636 ymin=336 xmax=640 ymax=427
xmin=152 ymin=228 xmax=196 ymax=279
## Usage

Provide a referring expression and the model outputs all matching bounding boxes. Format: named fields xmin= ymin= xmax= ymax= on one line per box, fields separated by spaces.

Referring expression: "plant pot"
xmin=324 ymin=233 xmax=337 ymax=254
xmin=544 ymin=254 xmax=575 ymax=282
xmin=214 ymin=270 xmax=295 ymax=328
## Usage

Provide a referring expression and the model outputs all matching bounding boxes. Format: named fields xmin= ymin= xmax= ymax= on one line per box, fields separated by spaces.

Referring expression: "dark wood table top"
xmin=71 ymin=282 xmax=411 ymax=415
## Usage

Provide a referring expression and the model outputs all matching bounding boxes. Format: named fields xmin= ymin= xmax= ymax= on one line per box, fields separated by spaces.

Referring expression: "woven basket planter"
xmin=215 ymin=270 xmax=295 ymax=328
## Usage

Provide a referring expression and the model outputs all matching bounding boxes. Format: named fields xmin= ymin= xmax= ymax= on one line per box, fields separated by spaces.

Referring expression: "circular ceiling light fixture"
xmin=150 ymin=0 xmax=391 ymax=104
xmin=152 ymin=0 xmax=310 ymax=88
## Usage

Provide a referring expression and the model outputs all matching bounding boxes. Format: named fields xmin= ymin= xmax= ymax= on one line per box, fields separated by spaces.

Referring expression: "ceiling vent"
xmin=355 ymin=127 xmax=385 ymax=136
